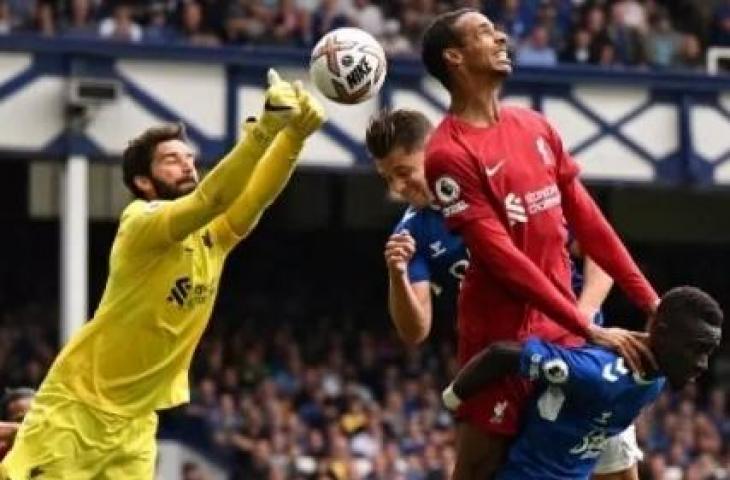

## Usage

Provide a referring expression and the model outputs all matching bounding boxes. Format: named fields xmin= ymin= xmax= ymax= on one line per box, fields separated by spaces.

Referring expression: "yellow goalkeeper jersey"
xmin=43 ymin=198 xmax=241 ymax=417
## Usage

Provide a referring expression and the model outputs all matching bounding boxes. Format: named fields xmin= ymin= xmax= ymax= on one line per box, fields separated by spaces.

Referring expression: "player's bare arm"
xmin=555 ymin=170 xmax=657 ymax=316
xmin=385 ymin=231 xmax=433 ymax=345
xmin=442 ymin=341 xmax=521 ymax=410
xmin=575 ymin=247 xmax=614 ymax=319
xmin=557 ymin=181 xmax=659 ymax=371
xmin=434 ymin=178 xmax=652 ymax=374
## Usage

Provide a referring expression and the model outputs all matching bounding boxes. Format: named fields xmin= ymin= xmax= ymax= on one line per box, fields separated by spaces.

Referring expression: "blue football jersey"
xmin=394 ymin=207 xmax=594 ymax=309
xmin=393 ymin=206 xmax=469 ymax=296
xmin=497 ymin=338 xmax=665 ymax=480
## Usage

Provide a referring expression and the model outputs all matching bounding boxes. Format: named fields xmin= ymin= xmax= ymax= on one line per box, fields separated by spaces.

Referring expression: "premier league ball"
xmin=309 ymin=28 xmax=387 ymax=104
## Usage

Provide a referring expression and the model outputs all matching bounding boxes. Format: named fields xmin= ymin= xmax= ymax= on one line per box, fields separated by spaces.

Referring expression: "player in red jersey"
xmin=421 ymin=9 xmax=659 ymax=479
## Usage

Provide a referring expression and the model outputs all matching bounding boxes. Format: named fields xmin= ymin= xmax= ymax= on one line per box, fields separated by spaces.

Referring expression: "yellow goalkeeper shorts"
xmin=1 ymin=382 xmax=157 ymax=480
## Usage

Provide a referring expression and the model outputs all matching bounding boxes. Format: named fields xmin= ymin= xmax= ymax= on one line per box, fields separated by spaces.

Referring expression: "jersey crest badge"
xmin=536 ymin=137 xmax=554 ymax=166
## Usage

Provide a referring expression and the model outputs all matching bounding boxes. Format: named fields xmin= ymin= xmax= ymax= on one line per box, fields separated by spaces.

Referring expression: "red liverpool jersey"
xmin=425 ymin=106 xmax=657 ymax=365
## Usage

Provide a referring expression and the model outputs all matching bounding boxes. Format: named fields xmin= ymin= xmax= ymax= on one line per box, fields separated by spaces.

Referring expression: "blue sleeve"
xmin=406 ymin=252 xmax=430 ymax=283
xmin=519 ymin=337 xmax=608 ymax=395
xmin=393 ymin=208 xmax=430 ymax=284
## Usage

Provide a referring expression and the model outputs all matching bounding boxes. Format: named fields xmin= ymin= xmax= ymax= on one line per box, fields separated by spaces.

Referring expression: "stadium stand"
xmin=0 ymin=0 xmax=722 ymax=70
xmin=2 ymin=231 xmax=730 ymax=479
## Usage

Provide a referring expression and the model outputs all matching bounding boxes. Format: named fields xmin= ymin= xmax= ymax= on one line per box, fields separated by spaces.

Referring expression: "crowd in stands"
xmin=1 ymin=302 xmax=729 ymax=479
xmin=0 ymin=0 xmax=728 ymax=71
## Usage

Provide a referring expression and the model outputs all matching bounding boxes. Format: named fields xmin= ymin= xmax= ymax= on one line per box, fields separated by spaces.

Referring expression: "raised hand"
xmin=257 ymin=68 xmax=300 ymax=140
xmin=588 ymin=324 xmax=657 ymax=375
xmin=384 ymin=231 xmax=416 ymax=275
xmin=287 ymin=80 xmax=326 ymax=140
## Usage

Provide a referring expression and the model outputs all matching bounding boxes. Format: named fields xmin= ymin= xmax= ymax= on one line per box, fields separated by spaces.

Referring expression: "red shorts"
xmin=455 ymin=374 xmax=533 ymax=436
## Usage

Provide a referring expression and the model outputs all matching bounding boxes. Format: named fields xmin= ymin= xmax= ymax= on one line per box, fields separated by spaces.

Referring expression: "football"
xmin=309 ymin=28 xmax=387 ymax=105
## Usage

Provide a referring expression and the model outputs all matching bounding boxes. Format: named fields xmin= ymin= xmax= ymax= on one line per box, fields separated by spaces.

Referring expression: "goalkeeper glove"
xmin=284 ymin=81 xmax=327 ymax=141
xmin=250 ymin=68 xmax=300 ymax=145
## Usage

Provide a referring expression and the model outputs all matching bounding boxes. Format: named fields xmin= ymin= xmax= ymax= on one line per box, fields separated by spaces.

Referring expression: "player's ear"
xmin=443 ymin=48 xmax=463 ymax=68
xmin=133 ymin=175 xmax=154 ymax=199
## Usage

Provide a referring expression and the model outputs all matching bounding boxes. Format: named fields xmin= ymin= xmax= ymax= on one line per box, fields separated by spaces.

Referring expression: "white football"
xmin=309 ymin=28 xmax=387 ymax=104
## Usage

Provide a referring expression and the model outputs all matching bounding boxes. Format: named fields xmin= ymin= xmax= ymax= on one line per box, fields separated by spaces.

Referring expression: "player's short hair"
xmin=365 ymin=109 xmax=433 ymax=159
xmin=656 ymin=286 xmax=723 ymax=334
xmin=1 ymin=387 xmax=35 ymax=421
xmin=122 ymin=123 xmax=188 ymax=199
xmin=421 ymin=8 xmax=476 ymax=90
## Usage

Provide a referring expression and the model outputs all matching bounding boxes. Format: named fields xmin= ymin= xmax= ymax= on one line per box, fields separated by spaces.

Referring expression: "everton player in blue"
xmin=442 ymin=286 xmax=723 ymax=480
xmin=366 ymin=109 xmax=644 ymax=479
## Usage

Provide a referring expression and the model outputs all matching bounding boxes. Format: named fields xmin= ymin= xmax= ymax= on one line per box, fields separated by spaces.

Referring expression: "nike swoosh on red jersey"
xmin=485 ymin=159 xmax=506 ymax=177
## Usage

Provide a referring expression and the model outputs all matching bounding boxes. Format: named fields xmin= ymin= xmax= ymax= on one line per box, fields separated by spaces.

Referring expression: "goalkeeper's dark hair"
xmin=421 ymin=8 xmax=476 ymax=90
xmin=365 ymin=109 xmax=433 ymax=160
xmin=122 ymin=123 xmax=188 ymax=199
xmin=655 ymin=286 xmax=723 ymax=334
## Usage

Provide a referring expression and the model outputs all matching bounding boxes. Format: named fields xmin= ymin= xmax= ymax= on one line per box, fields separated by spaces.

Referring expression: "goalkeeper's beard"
xmin=149 ymin=175 xmax=198 ymax=200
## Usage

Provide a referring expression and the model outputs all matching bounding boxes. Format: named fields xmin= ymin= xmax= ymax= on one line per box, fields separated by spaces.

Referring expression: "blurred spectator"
xmin=225 ymin=0 xmax=271 ymax=45
xmin=178 ymin=0 xmax=220 ymax=47
xmin=495 ymin=0 xmax=531 ymax=45
xmin=311 ymin=0 xmax=350 ymax=43
xmin=399 ymin=0 xmax=438 ymax=50
xmin=712 ymin=0 xmax=730 ymax=47
xmin=348 ymin=0 xmax=384 ymax=38
xmin=23 ymin=0 xmax=55 ymax=37
xmin=2 ymin=387 xmax=34 ymax=423
xmin=561 ymin=28 xmax=592 ymax=64
xmin=606 ymin=0 xmax=646 ymax=66
xmin=379 ymin=18 xmax=412 ymax=56
xmin=6 ymin=0 xmax=34 ymax=31
xmin=143 ymin=2 xmax=175 ymax=44
xmin=674 ymin=33 xmax=704 ymax=71
xmin=645 ymin=8 xmax=681 ymax=68
xmin=181 ymin=461 xmax=209 ymax=480
xmin=0 ymin=0 xmax=10 ymax=35
xmin=269 ymin=0 xmax=307 ymax=46
xmin=0 ymin=387 xmax=35 ymax=460
xmin=616 ymin=0 xmax=647 ymax=32
xmin=517 ymin=25 xmax=558 ymax=66
xmin=99 ymin=2 xmax=142 ymax=42
xmin=708 ymin=387 xmax=730 ymax=440
xmin=533 ymin=0 xmax=564 ymax=52
xmin=61 ymin=0 xmax=98 ymax=40
xmin=197 ymin=0 xmax=227 ymax=40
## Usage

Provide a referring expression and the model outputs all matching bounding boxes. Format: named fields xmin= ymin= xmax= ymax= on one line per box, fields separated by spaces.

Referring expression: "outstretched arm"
xmin=562 ymin=180 xmax=658 ymax=315
xmin=122 ymin=70 xmax=300 ymax=251
xmin=211 ymin=88 xmax=326 ymax=251
xmin=542 ymin=120 xmax=657 ymax=315
xmin=425 ymin=147 xmax=653 ymax=373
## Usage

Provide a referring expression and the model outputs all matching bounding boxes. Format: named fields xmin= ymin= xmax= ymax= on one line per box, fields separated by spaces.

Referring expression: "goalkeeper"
xmin=1 ymin=70 xmax=324 ymax=480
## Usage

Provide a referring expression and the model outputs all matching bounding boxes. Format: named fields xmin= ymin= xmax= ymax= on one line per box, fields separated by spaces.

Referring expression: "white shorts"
xmin=593 ymin=425 xmax=643 ymax=475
